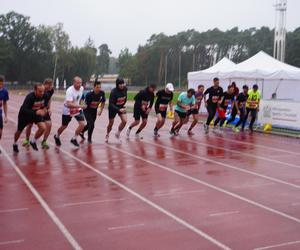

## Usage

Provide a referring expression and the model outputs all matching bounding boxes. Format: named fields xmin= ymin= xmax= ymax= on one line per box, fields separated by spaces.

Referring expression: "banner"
xmin=258 ymin=100 xmax=300 ymax=130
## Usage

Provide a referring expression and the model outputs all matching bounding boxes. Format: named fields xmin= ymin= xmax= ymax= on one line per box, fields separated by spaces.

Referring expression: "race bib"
xmin=116 ymin=97 xmax=126 ymax=105
xmin=212 ymin=96 xmax=219 ymax=103
xmin=70 ymin=108 xmax=81 ymax=116
xmin=159 ymin=104 xmax=168 ymax=111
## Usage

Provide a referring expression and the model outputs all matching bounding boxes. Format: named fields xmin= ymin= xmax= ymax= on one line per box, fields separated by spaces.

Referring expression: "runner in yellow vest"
xmin=241 ymin=84 xmax=261 ymax=132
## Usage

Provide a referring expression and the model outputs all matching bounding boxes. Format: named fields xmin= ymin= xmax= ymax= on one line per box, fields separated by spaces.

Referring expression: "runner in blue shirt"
xmin=0 ymin=75 xmax=9 ymax=154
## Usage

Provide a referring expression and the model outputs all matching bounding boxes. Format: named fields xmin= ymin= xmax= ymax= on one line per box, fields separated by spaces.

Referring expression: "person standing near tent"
xmin=203 ymin=78 xmax=223 ymax=133
xmin=106 ymin=78 xmax=127 ymax=143
xmin=187 ymin=84 xmax=204 ymax=135
xmin=213 ymin=84 xmax=235 ymax=130
xmin=0 ymin=75 xmax=9 ymax=154
xmin=241 ymin=84 xmax=261 ymax=132
xmin=80 ymin=80 xmax=106 ymax=143
xmin=54 ymin=76 xmax=87 ymax=147
xmin=231 ymin=82 xmax=239 ymax=97
xmin=153 ymin=83 xmax=174 ymax=137
xmin=170 ymin=88 xmax=195 ymax=136
xmin=126 ymin=84 xmax=156 ymax=139
xmin=228 ymin=85 xmax=249 ymax=132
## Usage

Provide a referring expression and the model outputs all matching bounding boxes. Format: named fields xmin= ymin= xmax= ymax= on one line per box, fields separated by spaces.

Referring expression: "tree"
xmin=97 ymin=43 xmax=111 ymax=74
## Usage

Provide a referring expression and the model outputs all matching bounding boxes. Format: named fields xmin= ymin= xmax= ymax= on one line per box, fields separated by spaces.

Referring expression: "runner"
xmin=126 ymin=84 xmax=156 ymax=139
xmin=241 ymin=84 xmax=261 ymax=132
xmin=13 ymin=83 xmax=47 ymax=153
xmin=80 ymin=80 xmax=105 ymax=143
xmin=170 ymin=88 xmax=195 ymax=136
xmin=213 ymin=84 xmax=235 ymax=131
xmin=106 ymin=77 xmax=127 ymax=143
xmin=0 ymin=75 xmax=9 ymax=154
xmin=54 ymin=76 xmax=86 ymax=147
xmin=23 ymin=78 xmax=54 ymax=149
xmin=153 ymin=83 xmax=174 ymax=137
xmin=227 ymin=85 xmax=249 ymax=132
xmin=203 ymin=78 xmax=223 ymax=133
xmin=187 ymin=84 xmax=204 ymax=135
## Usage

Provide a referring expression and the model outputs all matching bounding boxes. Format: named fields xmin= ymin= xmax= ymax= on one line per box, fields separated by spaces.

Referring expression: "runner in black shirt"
xmin=227 ymin=85 xmax=248 ymax=132
xmin=106 ymin=78 xmax=127 ymax=143
xmin=213 ymin=85 xmax=235 ymax=130
xmin=13 ymin=83 xmax=48 ymax=153
xmin=80 ymin=81 xmax=105 ymax=143
xmin=153 ymin=83 xmax=174 ymax=137
xmin=24 ymin=78 xmax=54 ymax=149
xmin=203 ymin=78 xmax=223 ymax=133
xmin=126 ymin=84 xmax=156 ymax=139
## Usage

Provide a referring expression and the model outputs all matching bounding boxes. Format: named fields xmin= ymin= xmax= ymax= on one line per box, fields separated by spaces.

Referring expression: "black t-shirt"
xmin=236 ymin=92 xmax=248 ymax=109
xmin=134 ymin=88 xmax=155 ymax=110
xmin=109 ymin=87 xmax=127 ymax=111
xmin=155 ymin=89 xmax=173 ymax=112
xmin=20 ymin=92 xmax=46 ymax=117
xmin=85 ymin=90 xmax=106 ymax=110
xmin=220 ymin=92 xmax=235 ymax=109
xmin=204 ymin=86 xmax=223 ymax=105
xmin=44 ymin=88 xmax=54 ymax=107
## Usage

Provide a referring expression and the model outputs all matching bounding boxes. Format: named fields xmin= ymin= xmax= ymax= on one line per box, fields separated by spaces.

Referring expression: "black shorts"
xmin=44 ymin=113 xmax=51 ymax=122
xmin=17 ymin=112 xmax=44 ymax=132
xmin=108 ymin=107 xmax=126 ymax=119
xmin=62 ymin=112 xmax=85 ymax=126
xmin=155 ymin=108 xmax=167 ymax=119
xmin=0 ymin=116 xmax=3 ymax=129
xmin=175 ymin=110 xmax=187 ymax=119
xmin=133 ymin=106 xmax=148 ymax=120
xmin=188 ymin=109 xmax=199 ymax=116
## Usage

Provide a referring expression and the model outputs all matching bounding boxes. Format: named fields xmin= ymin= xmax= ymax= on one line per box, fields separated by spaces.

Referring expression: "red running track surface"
xmin=0 ymin=94 xmax=300 ymax=250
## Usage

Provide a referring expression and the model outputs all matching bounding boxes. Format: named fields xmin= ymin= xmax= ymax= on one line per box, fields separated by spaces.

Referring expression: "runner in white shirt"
xmin=54 ymin=76 xmax=87 ymax=147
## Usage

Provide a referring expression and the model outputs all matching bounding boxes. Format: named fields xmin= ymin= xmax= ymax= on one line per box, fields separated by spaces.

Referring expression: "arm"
xmin=3 ymin=101 xmax=8 ymax=123
xmin=98 ymin=93 xmax=106 ymax=116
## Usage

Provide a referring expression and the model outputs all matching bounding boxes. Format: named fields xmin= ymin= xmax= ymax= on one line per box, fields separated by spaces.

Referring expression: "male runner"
xmin=126 ymin=84 xmax=156 ymax=139
xmin=80 ymin=80 xmax=105 ymax=143
xmin=153 ymin=83 xmax=174 ymax=137
xmin=170 ymin=88 xmax=195 ymax=136
xmin=242 ymin=84 xmax=261 ymax=132
xmin=227 ymin=85 xmax=249 ymax=132
xmin=106 ymin=78 xmax=127 ymax=143
xmin=187 ymin=84 xmax=204 ymax=135
xmin=54 ymin=76 xmax=86 ymax=147
xmin=23 ymin=78 xmax=54 ymax=149
xmin=213 ymin=84 xmax=235 ymax=130
xmin=13 ymin=83 xmax=47 ymax=153
xmin=203 ymin=78 xmax=223 ymax=133
xmin=0 ymin=75 xmax=9 ymax=154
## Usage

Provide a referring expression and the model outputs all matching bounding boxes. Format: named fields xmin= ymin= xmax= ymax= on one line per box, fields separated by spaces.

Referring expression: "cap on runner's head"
xmin=116 ymin=77 xmax=125 ymax=87
xmin=166 ymin=83 xmax=174 ymax=92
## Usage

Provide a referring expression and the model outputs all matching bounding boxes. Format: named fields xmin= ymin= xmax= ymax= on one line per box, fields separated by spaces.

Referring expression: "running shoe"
xmin=126 ymin=126 xmax=131 ymax=138
xmin=79 ymin=132 xmax=85 ymax=140
xmin=22 ymin=139 xmax=30 ymax=147
xmin=88 ymin=139 xmax=92 ymax=144
xmin=105 ymin=134 xmax=109 ymax=143
xmin=187 ymin=130 xmax=194 ymax=135
xmin=13 ymin=144 xmax=19 ymax=153
xmin=41 ymin=140 xmax=50 ymax=149
xmin=169 ymin=129 xmax=175 ymax=136
xmin=232 ymin=127 xmax=240 ymax=133
xmin=70 ymin=138 xmax=80 ymax=147
xmin=30 ymin=141 xmax=39 ymax=151
xmin=154 ymin=129 xmax=160 ymax=137
xmin=135 ymin=133 xmax=143 ymax=140
xmin=115 ymin=132 xmax=122 ymax=143
xmin=203 ymin=124 xmax=209 ymax=134
xmin=54 ymin=135 xmax=61 ymax=146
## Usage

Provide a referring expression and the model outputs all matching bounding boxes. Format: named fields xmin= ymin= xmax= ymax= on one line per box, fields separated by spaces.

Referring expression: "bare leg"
xmin=75 ymin=121 xmax=85 ymax=137
xmin=25 ymin=123 xmax=33 ymax=140
xmin=188 ymin=114 xmax=199 ymax=132
xmin=107 ymin=119 xmax=114 ymax=136
xmin=34 ymin=122 xmax=46 ymax=140
xmin=43 ymin=121 xmax=52 ymax=141
xmin=57 ymin=125 xmax=67 ymax=136
xmin=136 ymin=119 xmax=147 ymax=134
xmin=14 ymin=130 xmax=22 ymax=143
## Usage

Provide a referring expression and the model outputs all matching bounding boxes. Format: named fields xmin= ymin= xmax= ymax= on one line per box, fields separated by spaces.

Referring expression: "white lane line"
xmin=53 ymin=146 xmax=231 ymax=250
xmin=0 ymin=239 xmax=24 ymax=246
xmin=59 ymin=198 xmax=126 ymax=208
xmin=107 ymin=145 xmax=300 ymax=224
xmin=254 ymin=240 xmax=300 ymax=250
xmin=0 ymin=145 xmax=82 ymax=250
xmin=108 ymin=223 xmax=145 ymax=231
xmin=232 ymin=182 xmax=275 ymax=189
xmin=0 ymin=207 xmax=29 ymax=213
xmin=143 ymin=140 xmax=300 ymax=190
xmin=153 ymin=189 xmax=205 ymax=197
xmin=292 ymin=202 xmax=300 ymax=206
xmin=176 ymin=138 xmax=300 ymax=170
xmin=209 ymin=211 xmax=240 ymax=217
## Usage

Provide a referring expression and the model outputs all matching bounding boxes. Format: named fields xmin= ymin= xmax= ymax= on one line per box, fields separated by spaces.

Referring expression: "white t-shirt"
xmin=63 ymin=86 xmax=84 ymax=116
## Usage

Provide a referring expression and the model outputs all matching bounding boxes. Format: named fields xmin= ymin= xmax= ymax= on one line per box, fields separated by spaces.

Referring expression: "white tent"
xmin=188 ymin=51 xmax=300 ymax=101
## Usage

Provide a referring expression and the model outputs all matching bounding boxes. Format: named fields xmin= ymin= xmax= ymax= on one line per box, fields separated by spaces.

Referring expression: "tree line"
xmin=1 ymin=11 xmax=300 ymax=86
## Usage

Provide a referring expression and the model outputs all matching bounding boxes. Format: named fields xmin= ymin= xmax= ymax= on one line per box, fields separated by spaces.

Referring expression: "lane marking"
xmin=0 ymin=207 xmax=29 ymax=213
xmin=254 ymin=240 xmax=300 ymax=250
xmin=209 ymin=211 xmax=240 ymax=217
xmin=59 ymin=198 xmax=126 ymax=208
xmin=108 ymin=223 xmax=145 ymax=231
xmin=143 ymin=140 xmax=300 ymax=190
xmin=292 ymin=202 xmax=300 ymax=206
xmin=0 ymin=145 xmax=82 ymax=250
xmin=153 ymin=189 xmax=205 ymax=197
xmin=0 ymin=239 xmax=24 ymax=246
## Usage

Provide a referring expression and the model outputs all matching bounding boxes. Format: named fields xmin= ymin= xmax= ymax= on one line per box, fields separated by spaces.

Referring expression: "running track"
xmin=0 ymin=94 xmax=300 ymax=250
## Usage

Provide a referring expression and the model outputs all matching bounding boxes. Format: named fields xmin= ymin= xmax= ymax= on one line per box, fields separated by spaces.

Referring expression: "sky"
xmin=1 ymin=0 xmax=300 ymax=56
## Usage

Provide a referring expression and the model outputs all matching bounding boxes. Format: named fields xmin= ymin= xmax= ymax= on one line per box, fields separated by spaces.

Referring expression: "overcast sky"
xmin=1 ymin=0 xmax=300 ymax=56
